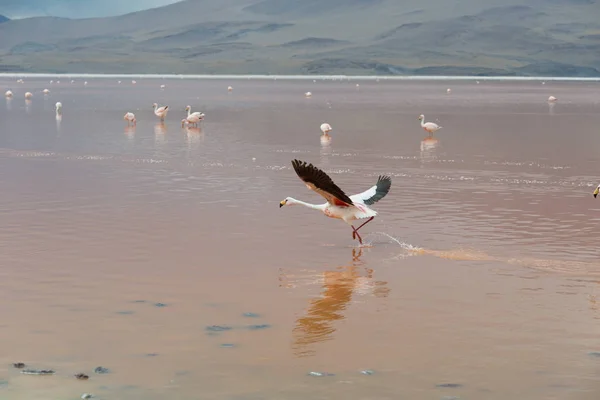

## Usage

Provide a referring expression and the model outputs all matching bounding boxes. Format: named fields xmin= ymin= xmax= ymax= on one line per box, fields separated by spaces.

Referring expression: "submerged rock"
xmin=308 ymin=371 xmax=335 ymax=377
xmin=116 ymin=310 xmax=135 ymax=315
xmin=242 ymin=312 xmax=260 ymax=318
xmin=154 ymin=303 xmax=167 ymax=308
xmin=436 ymin=383 xmax=463 ymax=388
xmin=588 ymin=351 xmax=600 ymax=357
xmin=220 ymin=343 xmax=235 ymax=348
xmin=206 ymin=325 xmax=233 ymax=332
xmin=247 ymin=324 xmax=271 ymax=330
xmin=94 ymin=366 xmax=109 ymax=374
xmin=21 ymin=369 xmax=55 ymax=375
xmin=75 ymin=373 xmax=89 ymax=380
xmin=81 ymin=393 xmax=93 ymax=399
xmin=12 ymin=363 xmax=25 ymax=369
xmin=360 ymin=369 xmax=375 ymax=375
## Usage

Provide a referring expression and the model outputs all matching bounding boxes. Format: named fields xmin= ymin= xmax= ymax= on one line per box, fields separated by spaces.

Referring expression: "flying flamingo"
xmin=280 ymin=159 xmax=392 ymax=245
xmin=124 ymin=112 xmax=136 ymax=126
xmin=153 ymin=103 xmax=169 ymax=121
xmin=185 ymin=105 xmax=204 ymax=119
xmin=418 ymin=114 xmax=442 ymax=136
xmin=320 ymin=123 xmax=332 ymax=134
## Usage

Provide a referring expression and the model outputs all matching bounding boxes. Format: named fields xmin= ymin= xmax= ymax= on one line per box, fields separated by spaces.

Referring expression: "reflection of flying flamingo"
xmin=320 ymin=123 xmax=332 ymax=134
xmin=288 ymin=248 xmax=389 ymax=357
xmin=280 ymin=160 xmax=392 ymax=245
xmin=153 ymin=103 xmax=169 ymax=121
xmin=124 ymin=112 xmax=136 ymax=126
xmin=418 ymin=114 xmax=442 ymax=136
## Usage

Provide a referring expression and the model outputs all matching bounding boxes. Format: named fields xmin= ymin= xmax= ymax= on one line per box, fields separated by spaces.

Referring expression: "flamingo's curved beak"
xmin=593 ymin=187 xmax=599 ymax=198
xmin=279 ymin=200 xmax=286 ymax=208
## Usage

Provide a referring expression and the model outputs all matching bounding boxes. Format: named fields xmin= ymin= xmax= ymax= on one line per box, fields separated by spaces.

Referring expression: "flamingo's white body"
xmin=185 ymin=105 xmax=205 ymax=120
xmin=447 ymin=88 xmax=452 ymax=94
xmin=55 ymin=102 xmax=62 ymax=120
xmin=181 ymin=113 xmax=202 ymax=127
xmin=124 ymin=112 xmax=136 ymax=125
xmin=56 ymin=80 xmax=60 ymax=84
xmin=25 ymin=92 xmax=33 ymax=99
xmin=548 ymin=96 xmax=557 ymax=102
xmin=228 ymin=86 xmax=233 ymax=92
xmin=160 ymin=84 xmax=166 ymax=89
xmin=43 ymin=89 xmax=50 ymax=94
xmin=418 ymin=114 xmax=442 ymax=136
xmin=84 ymin=81 xmax=88 ymax=85
xmin=153 ymin=103 xmax=169 ymax=121
xmin=5 ymin=90 xmax=13 ymax=98
xmin=280 ymin=159 xmax=392 ymax=245
xmin=305 ymin=92 xmax=312 ymax=98
xmin=132 ymin=80 xmax=137 ymax=85
xmin=320 ymin=123 xmax=332 ymax=134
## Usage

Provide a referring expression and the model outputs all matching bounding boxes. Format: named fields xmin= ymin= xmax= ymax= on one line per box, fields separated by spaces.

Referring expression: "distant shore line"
xmin=0 ymin=73 xmax=599 ymax=81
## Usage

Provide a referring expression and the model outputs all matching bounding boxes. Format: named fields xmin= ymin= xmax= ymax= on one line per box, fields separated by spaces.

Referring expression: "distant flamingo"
xmin=228 ymin=86 xmax=233 ymax=92
xmin=124 ymin=112 xmax=136 ymax=126
xmin=185 ymin=105 xmax=204 ymax=119
xmin=182 ymin=113 xmax=202 ymax=127
xmin=160 ymin=84 xmax=166 ymax=89
xmin=43 ymin=89 xmax=50 ymax=94
xmin=548 ymin=96 xmax=557 ymax=102
xmin=55 ymin=102 xmax=62 ymax=121
xmin=305 ymin=92 xmax=312 ymax=98
xmin=132 ymin=80 xmax=137 ymax=85
xmin=447 ymin=88 xmax=452 ymax=94
xmin=25 ymin=92 xmax=33 ymax=99
xmin=153 ymin=103 xmax=169 ymax=121
xmin=320 ymin=123 xmax=332 ymax=134
xmin=5 ymin=90 xmax=12 ymax=98
xmin=418 ymin=114 xmax=442 ymax=136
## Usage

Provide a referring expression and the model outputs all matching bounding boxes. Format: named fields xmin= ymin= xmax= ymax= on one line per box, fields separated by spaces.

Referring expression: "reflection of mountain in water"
xmin=288 ymin=248 xmax=389 ymax=357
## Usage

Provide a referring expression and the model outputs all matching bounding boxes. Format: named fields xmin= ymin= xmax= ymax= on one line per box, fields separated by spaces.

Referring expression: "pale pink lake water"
xmin=0 ymin=77 xmax=600 ymax=399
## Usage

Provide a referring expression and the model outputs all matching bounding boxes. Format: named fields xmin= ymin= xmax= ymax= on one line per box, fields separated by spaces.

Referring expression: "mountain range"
xmin=0 ymin=0 xmax=598 ymax=76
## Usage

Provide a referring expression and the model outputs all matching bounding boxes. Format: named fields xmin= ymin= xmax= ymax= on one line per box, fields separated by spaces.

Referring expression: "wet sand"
xmin=0 ymin=78 xmax=600 ymax=399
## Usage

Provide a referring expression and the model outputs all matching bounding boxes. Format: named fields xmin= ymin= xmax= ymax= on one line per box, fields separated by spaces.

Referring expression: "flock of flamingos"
xmin=2 ymin=78 xmax=582 ymax=245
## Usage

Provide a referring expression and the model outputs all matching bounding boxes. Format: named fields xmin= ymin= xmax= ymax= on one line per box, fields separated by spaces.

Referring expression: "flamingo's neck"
xmin=287 ymin=198 xmax=326 ymax=211
xmin=420 ymin=117 xmax=426 ymax=127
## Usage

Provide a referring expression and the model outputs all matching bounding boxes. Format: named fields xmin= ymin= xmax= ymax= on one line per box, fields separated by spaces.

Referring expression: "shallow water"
xmin=0 ymin=78 xmax=600 ymax=399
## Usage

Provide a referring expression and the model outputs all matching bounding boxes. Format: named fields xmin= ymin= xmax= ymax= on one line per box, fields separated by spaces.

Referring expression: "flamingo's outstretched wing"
xmin=291 ymin=159 xmax=354 ymax=207
xmin=350 ymin=175 xmax=392 ymax=205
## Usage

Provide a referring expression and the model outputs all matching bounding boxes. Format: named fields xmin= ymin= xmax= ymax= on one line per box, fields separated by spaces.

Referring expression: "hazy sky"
xmin=0 ymin=0 xmax=181 ymax=19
